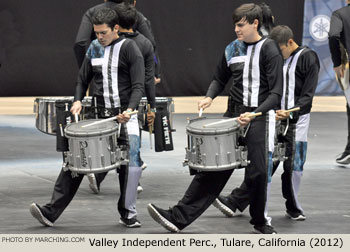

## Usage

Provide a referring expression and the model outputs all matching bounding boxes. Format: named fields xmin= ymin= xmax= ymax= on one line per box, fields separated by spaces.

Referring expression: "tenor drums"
xmin=138 ymin=97 xmax=174 ymax=129
xmin=272 ymin=121 xmax=287 ymax=163
xmin=34 ymin=97 xmax=73 ymax=135
xmin=184 ymin=117 xmax=247 ymax=171
xmin=64 ymin=119 xmax=122 ymax=174
xmin=33 ymin=96 xmax=93 ymax=135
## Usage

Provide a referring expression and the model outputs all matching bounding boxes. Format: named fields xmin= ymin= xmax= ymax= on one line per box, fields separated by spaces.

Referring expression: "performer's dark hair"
xmin=269 ymin=25 xmax=294 ymax=45
xmin=259 ymin=2 xmax=275 ymax=33
xmin=92 ymin=8 xmax=119 ymax=29
xmin=233 ymin=3 xmax=262 ymax=30
xmin=115 ymin=3 xmax=137 ymax=29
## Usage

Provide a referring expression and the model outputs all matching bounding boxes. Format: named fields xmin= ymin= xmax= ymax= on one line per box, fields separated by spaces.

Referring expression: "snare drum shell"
xmin=64 ymin=119 xmax=121 ymax=174
xmin=185 ymin=118 xmax=241 ymax=171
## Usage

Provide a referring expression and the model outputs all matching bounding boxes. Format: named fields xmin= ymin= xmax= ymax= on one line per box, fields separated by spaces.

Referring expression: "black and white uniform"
xmin=329 ymin=3 xmax=350 ymax=152
xmin=39 ymin=36 xmax=145 ymax=222
xmin=160 ymin=37 xmax=283 ymax=230
xmin=94 ymin=31 xmax=156 ymax=187
xmin=227 ymin=46 xmax=320 ymax=218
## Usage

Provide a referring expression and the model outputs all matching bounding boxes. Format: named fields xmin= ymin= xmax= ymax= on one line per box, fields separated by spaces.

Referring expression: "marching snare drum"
xmin=64 ymin=119 xmax=122 ymax=174
xmin=184 ymin=117 xmax=248 ymax=171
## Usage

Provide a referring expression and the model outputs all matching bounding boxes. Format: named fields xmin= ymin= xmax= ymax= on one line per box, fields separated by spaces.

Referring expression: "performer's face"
xmin=93 ymin=23 xmax=119 ymax=47
xmin=279 ymin=42 xmax=293 ymax=59
xmin=234 ymin=18 xmax=259 ymax=42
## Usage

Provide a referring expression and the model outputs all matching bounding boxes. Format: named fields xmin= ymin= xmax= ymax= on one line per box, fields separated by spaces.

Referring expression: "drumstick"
xmin=74 ymin=113 xmax=79 ymax=123
xmin=203 ymin=112 xmax=262 ymax=128
xmin=199 ymin=108 xmax=203 ymax=117
xmin=81 ymin=110 xmax=138 ymax=128
xmin=284 ymin=107 xmax=300 ymax=113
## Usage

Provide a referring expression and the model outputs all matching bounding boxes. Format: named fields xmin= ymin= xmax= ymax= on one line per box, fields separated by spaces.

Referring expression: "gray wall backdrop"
xmin=0 ymin=0 xmax=304 ymax=97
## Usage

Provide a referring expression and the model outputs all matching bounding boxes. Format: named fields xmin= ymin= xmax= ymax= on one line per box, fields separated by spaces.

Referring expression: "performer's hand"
xmin=147 ymin=111 xmax=156 ymax=126
xmin=334 ymin=64 xmax=345 ymax=78
xmin=275 ymin=110 xmax=290 ymax=121
xmin=237 ymin=112 xmax=253 ymax=127
xmin=70 ymin=101 xmax=82 ymax=115
xmin=154 ymin=77 xmax=161 ymax=85
xmin=116 ymin=109 xmax=132 ymax=123
xmin=198 ymin=97 xmax=213 ymax=111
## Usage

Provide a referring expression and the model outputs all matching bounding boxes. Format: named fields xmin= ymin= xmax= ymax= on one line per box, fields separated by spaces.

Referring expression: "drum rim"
xmin=186 ymin=117 xmax=240 ymax=134
xmin=64 ymin=119 xmax=118 ymax=137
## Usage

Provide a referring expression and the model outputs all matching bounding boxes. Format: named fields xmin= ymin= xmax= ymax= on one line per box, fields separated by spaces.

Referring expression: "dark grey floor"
xmin=0 ymin=113 xmax=349 ymax=234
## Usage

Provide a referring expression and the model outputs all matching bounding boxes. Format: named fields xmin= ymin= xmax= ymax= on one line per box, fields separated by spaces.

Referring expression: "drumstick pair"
xmin=81 ymin=110 xmax=138 ymax=128
xmin=202 ymin=107 xmax=300 ymax=128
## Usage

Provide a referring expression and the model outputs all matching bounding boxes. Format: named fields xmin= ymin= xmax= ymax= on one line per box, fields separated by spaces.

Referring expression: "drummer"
xmin=214 ymin=25 xmax=320 ymax=222
xmin=147 ymin=3 xmax=283 ymax=234
xmin=29 ymin=7 xmax=145 ymax=228
xmin=89 ymin=3 xmax=156 ymax=194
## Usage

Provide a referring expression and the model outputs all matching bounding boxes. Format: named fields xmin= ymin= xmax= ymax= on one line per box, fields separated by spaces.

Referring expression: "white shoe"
xmin=137 ymin=185 xmax=143 ymax=193
xmin=141 ymin=162 xmax=147 ymax=170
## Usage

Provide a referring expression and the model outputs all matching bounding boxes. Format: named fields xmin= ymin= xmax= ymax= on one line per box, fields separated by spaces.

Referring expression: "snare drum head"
xmin=65 ymin=119 xmax=118 ymax=137
xmin=187 ymin=117 xmax=239 ymax=135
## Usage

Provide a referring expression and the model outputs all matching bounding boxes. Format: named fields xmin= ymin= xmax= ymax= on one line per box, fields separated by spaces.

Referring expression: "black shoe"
xmin=29 ymin=203 xmax=53 ymax=227
xmin=285 ymin=211 xmax=306 ymax=221
xmin=147 ymin=203 xmax=179 ymax=233
xmin=253 ymin=224 xmax=277 ymax=234
xmin=336 ymin=151 xmax=350 ymax=164
xmin=212 ymin=196 xmax=239 ymax=217
xmin=119 ymin=217 xmax=141 ymax=228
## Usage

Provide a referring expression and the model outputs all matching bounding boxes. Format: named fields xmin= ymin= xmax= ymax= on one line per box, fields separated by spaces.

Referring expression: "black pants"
xmin=227 ymin=120 xmax=304 ymax=215
xmin=346 ymin=104 xmax=350 ymax=152
xmin=167 ymin=112 xmax=273 ymax=229
xmin=40 ymin=116 xmax=131 ymax=223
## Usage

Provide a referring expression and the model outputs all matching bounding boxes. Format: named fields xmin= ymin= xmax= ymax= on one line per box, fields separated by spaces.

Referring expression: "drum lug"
xmin=239 ymin=147 xmax=249 ymax=167
xmin=62 ymin=162 xmax=69 ymax=172
xmin=88 ymin=156 xmax=93 ymax=168
xmin=227 ymin=152 xmax=232 ymax=164
xmin=101 ymin=155 xmax=105 ymax=167
xmin=215 ymin=153 xmax=219 ymax=166
xmin=183 ymin=159 xmax=189 ymax=167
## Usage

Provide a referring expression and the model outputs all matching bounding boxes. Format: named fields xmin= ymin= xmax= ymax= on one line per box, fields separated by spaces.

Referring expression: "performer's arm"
xmin=127 ymin=42 xmax=145 ymax=110
xmin=294 ymin=51 xmax=320 ymax=115
xmin=255 ymin=52 xmax=283 ymax=114
xmin=205 ymin=53 xmax=232 ymax=99
xmin=328 ymin=12 xmax=343 ymax=68
xmin=73 ymin=11 xmax=94 ymax=68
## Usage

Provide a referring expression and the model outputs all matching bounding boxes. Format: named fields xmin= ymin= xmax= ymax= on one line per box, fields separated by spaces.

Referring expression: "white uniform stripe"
xmin=282 ymin=48 xmax=305 ymax=110
xmin=102 ymin=46 xmax=111 ymax=108
xmin=295 ymin=113 xmax=310 ymax=142
xmin=250 ymin=39 xmax=265 ymax=107
xmin=109 ymin=39 xmax=126 ymax=108
xmin=227 ymin=56 xmax=246 ymax=66
xmin=268 ymin=110 xmax=276 ymax=152
xmin=242 ymin=39 xmax=267 ymax=107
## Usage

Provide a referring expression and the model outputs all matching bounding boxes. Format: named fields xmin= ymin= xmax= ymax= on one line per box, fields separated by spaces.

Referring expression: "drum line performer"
xmin=74 ymin=0 xmax=159 ymax=192
xmin=30 ymin=7 xmax=145 ymax=228
xmin=213 ymin=25 xmax=320 ymax=223
xmin=90 ymin=3 xmax=156 ymax=194
xmin=147 ymin=3 xmax=283 ymax=234
xmin=328 ymin=0 xmax=350 ymax=165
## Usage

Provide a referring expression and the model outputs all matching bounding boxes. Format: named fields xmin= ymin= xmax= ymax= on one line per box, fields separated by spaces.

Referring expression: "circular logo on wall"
xmin=309 ymin=15 xmax=330 ymax=42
